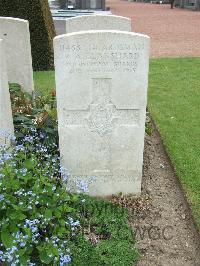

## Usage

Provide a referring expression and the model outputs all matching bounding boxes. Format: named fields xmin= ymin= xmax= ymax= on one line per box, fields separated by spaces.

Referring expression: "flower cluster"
xmin=0 ymin=129 xmax=87 ymax=265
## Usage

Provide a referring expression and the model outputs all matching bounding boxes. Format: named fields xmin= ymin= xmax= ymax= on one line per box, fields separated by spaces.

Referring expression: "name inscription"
xmin=58 ymin=42 xmax=145 ymax=74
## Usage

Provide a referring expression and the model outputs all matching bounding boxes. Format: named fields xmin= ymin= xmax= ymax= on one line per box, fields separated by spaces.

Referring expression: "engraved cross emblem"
xmin=63 ymin=78 xmax=139 ymax=136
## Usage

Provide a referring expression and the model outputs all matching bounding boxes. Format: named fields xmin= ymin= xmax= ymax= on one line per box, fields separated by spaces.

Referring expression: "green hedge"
xmin=0 ymin=0 xmax=56 ymax=71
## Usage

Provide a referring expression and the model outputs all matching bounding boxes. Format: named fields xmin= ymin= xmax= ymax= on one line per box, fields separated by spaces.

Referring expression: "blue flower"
xmin=15 ymin=144 xmax=24 ymax=151
xmin=24 ymin=135 xmax=34 ymax=143
xmin=19 ymin=168 xmax=28 ymax=176
xmin=76 ymin=180 xmax=89 ymax=193
xmin=0 ymin=173 xmax=5 ymax=178
xmin=0 ymin=194 xmax=5 ymax=202
xmin=0 ymin=130 xmax=15 ymax=141
xmin=60 ymin=254 xmax=71 ymax=265
xmin=0 ymin=152 xmax=12 ymax=163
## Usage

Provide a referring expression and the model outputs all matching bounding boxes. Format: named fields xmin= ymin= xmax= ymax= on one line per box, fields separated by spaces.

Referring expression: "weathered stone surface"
xmin=66 ymin=15 xmax=132 ymax=33
xmin=0 ymin=39 xmax=14 ymax=146
xmin=0 ymin=17 xmax=34 ymax=93
xmin=54 ymin=30 xmax=150 ymax=196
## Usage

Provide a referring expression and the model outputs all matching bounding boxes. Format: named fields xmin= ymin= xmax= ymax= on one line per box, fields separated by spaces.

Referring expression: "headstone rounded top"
xmin=55 ymin=29 xmax=150 ymax=41
xmin=65 ymin=14 xmax=132 ymax=33
xmin=67 ymin=14 xmax=131 ymax=22
xmin=0 ymin=16 xmax=28 ymax=24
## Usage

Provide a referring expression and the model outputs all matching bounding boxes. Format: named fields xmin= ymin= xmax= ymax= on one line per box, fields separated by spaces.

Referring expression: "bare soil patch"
xmin=132 ymin=123 xmax=200 ymax=265
xmin=111 ymin=122 xmax=200 ymax=265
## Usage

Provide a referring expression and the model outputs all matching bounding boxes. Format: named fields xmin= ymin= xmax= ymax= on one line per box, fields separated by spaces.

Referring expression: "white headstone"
xmin=65 ymin=15 xmax=132 ymax=34
xmin=54 ymin=30 xmax=150 ymax=196
xmin=54 ymin=18 xmax=67 ymax=35
xmin=0 ymin=17 xmax=34 ymax=93
xmin=0 ymin=39 xmax=14 ymax=146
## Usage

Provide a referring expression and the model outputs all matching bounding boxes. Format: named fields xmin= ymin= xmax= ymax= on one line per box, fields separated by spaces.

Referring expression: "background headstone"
xmin=0 ymin=17 xmax=34 ymax=93
xmin=0 ymin=39 xmax=14 ymax=146
xmin=66 ymin=15 xmax=132 ymax=33
xmin=54 ymin=18 xmax=67 ymax=36
xmin=54 ymin=30 xmax=150 ymax=196
xmin=0 ymin=0 xmax=55 ymax=71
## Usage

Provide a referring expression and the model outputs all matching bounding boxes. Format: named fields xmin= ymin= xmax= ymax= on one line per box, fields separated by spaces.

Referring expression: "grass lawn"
xmin=33 ymin=57 xmax=200 ymax=230
xmin=34 ymin=71 xmax=55 ymax=97
xmin=148 ymin=58 xmax=200 ymax=229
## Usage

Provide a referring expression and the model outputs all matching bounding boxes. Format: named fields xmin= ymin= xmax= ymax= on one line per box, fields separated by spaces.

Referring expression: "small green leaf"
xmin=19 ymin=254 xmax=29 ymax=265
xmin=54 ymin=209 xmax=61 ymax=218
xmin=24 ymin=159 xmax=36 ymax=170
xmin=36 ymin=245 xmax=44 ymax=252
xmin=40 ymin=250 xmax=53 ymax=264
xmin=1 ymin=229 xmax=13 ymax=248
xmin=11 ymin=204 xmax=20 ymax=210
xmin=60 ymin=219 xmax=66 ymax=227
xmin=18 ymin=248 xmax=26 ymax=256
xmin=18 ymin=213 xmax=27 ymax=220
xmin=44 ymin=209 xmax=52 ymax=219
xmin=10 ymin=210 xmax=26 ymax=221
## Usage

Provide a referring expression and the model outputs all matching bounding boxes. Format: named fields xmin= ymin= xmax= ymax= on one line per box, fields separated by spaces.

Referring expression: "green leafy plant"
xmin=10 ymin=84 xmax=58 ymax=146
xmin=0 ymin=130 xmax=81 ymax=264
